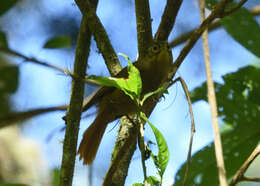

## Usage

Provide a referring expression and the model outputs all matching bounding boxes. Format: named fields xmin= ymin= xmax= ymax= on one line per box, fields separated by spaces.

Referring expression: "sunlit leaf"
xmin=85 ymin=56 xmax=142 ymax=102
xmin=141 ymin=113 xmax=169 ymax=179
xmin=146 ymin=176 xmax=161 ymax=186
xmin=44 ymin=35 xmax=72 ymax=49
xmin=132 ymin=183 xmax=143 ymax=186
xmin=141 ymin=87 xmax=167 ymax=106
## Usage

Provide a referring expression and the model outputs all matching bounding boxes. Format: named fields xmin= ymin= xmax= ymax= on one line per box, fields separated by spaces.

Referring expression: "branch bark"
xmin=59 ymin=1 xmax=100 ymax=185
xmin=155 ymin=0 xmax=183 ymax=41
xmin=135 ymin=0 xmax=153 ymax=59
xmin=229 ymin=144 xmax=260 ymax=186
xmin=76 ymin=0 xmax=122 ymax=76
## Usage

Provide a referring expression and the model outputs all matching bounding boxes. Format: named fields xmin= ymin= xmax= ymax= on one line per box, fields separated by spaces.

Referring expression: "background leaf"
xmin=206 ymin=0 xmax=260 ymax=57
xmin=43 ymin=35 xmax=72 ymax=49
xmin=0 ymin=0 xmax=18 ymax=16
xmin=221 ymin=6 xmax=260 ymax=57
xmin=0 ymin=65 xmax=19 ymax=94
xmin=0 ymin=31 xmax=8 ymax=48
xmin=174 ymin=65 xmax=260 ymax=185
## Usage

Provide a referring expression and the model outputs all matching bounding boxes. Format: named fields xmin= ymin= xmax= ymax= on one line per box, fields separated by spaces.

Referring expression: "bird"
xmin=78 ymin=40 xmax=173 ymax=164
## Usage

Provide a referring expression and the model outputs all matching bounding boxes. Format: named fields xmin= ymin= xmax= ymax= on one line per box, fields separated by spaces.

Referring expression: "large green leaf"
xmin=141 ymin=113 xmax=169 ymax=179
xmin=0 ymin=0 xmax=18 ymax=16
xmin=175 ymin=65 xmax=260 ymax=185
xmin=206 ymin=0 xmax=260 ymax=57
xmin=174 ymin=125 xmax=259 ymax=186
xmin=221 ymin=7 xmax=260 ymax=58
xmin=191 ymin=66 xmax=260 ymax=127
xmin=43 ymin=35 xmax=72 ymax=49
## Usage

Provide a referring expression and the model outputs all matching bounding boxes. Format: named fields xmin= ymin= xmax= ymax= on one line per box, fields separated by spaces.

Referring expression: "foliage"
xmin=44 ymin=35 xmax=72 ymax=49
xmin=85 ymin=54 xmax=170 ymax=185
xmin=174 ymin=65 xmax=260 ymax=185
xmin=206 ymin=0 xmax=260 ymax=57
xmin=0 ymin=0 xmax=18 ymax=16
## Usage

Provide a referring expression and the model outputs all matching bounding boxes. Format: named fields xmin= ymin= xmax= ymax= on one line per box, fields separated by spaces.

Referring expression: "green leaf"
xmin=140 ymin=113 xmax=169 ymax=179
xmin=220 ymin=6 xmax=260 ymax=57
xmin=191 ymin=65 xmax=260 ymax=127
xmin=119 ymin=53 xmax=142 ymax=99
xmin=174 ymin=124 xmax=259 ymax=186
xmin=0 ymin=0 xmax=18 ymax=16
xmin=132 ymin=183 xmax=143 ymax=186
xmin=0 ymin=31 xmax=8 ymax=48
xmin=85 ymin=57 xmax=142 ymax=102
xmin=43 ymin=35 xmax=72 ymax=49
xmin=0 ymin=65 xmax=19 ymax=93
xmin=178 ymin=65 xmax=260 ymax=185
xmin=146 ymin=176 xmax=161 ymax=186
xmin=0 ymin=184 xmax=29 ymax=186
xmin=141 ymin=87 xmax=167 ymax=106
xmin=205 ymin=1 xmax=260 ymax=57
xmin=51 ymin=168 xmax=60 ymax=186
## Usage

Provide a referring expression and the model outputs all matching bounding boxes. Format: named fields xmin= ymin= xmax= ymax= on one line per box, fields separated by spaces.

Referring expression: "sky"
xmin=0 ymin=0 xmax=259 ymax=185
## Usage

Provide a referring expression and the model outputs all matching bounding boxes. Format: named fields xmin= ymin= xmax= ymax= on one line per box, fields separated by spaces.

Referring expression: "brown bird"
xmin=78 ymin=40 xmax=173 ymax=164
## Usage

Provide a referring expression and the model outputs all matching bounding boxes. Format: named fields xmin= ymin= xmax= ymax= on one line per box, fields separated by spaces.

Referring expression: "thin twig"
xmin=171 ymin=77 xmax=195 ymax=186
xmin=135 ymin=0 xmax=153 ymax=59
xmin=199 ymin=0 xmax=228 ymax=186
xmin=229 ymin=144 xmax=260 ymax=186
xmin=138 ymin=119 xmax=148 ymax=185
xmin=169 ymin=4 xmax=260 ymax=48
xmin=0 ymin=106 xmax=67 ymax=128
xmin=170 ymin=0 xmax=232 ymax=76
xmin=0 ymin=47 xmax=69 ymax=74
xmin=155 ymin=0 xmax=183 ymax=41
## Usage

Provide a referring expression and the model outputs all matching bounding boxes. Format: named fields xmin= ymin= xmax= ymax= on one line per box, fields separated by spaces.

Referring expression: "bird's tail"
xmin=78 ymin=110 xmax=110 ymax=165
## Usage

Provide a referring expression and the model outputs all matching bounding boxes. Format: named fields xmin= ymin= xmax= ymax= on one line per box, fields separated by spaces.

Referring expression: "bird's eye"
xmin=151 ymin=44 xmax=160 ymax=53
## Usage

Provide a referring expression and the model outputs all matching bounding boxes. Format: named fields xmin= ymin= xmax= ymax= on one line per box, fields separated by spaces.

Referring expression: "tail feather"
xmin=78 ymin=113 xmax=109 ymax=165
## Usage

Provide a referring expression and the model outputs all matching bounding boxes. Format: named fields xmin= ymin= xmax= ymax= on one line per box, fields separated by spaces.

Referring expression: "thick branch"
xmin=76 ymin=0 xmax=122 ymax=76
xmin=59 ymin=13 xmax=93 ymax=186
xmin=155 ymin=0 xmax=183 ymax=41
xmin=135 ymin=0 xmax=153 ymax=59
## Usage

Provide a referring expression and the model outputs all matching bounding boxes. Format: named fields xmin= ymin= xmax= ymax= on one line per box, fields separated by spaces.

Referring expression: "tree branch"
xmin=59 ymin=8 xmax=94 ymax=186
xmin=229 ymin=144 xmax=260 ymax=186
xmin=169 ymin=4 xmax=260 ymax=48
xmin=135 ymin=0 xmax=153 ymax=59
xmin=0 ymin=47 xmax=69 ymax=74
xmin=75 ymin=0 xmax=122 ymax=76
xmin=0 ymin=106 xmax=67 ymax=128
xmin=170 ymin=0 xmax=233 ymax=78
xmin=199 ymin=0 xmax=228 ymax=185
xmin=155 ymin=0 xmax=183 ymax=41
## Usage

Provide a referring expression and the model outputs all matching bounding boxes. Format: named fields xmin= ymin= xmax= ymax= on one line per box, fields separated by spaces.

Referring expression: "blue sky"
xmin=1 ymin=0 xmax=259 ymax=185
